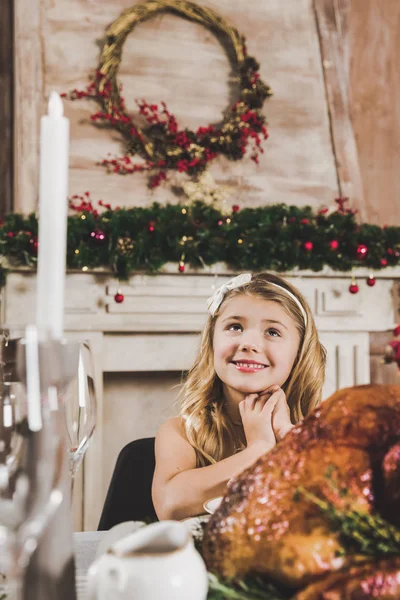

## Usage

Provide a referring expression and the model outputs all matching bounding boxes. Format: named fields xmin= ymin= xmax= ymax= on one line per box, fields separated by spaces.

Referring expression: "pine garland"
xmin=0 ymin=196 xmax=399 ymax=285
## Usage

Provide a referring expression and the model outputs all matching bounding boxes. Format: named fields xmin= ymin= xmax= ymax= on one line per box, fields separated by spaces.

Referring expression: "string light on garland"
xmin=62 ymin=0 xmax=272 ymax=188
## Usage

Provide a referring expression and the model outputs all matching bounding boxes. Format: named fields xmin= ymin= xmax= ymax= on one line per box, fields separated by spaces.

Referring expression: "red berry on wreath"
xmin=114 ymin=291 xmax=124 ymax=303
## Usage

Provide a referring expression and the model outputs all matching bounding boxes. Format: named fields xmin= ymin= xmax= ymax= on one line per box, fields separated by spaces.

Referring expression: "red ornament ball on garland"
xmin=356 ymin=244 xmax=368 ymax=260
xmin=114 ymin=291 xmax=124 ymax=303
xmin=178 ymin=261 xmax=185 ymax=273
xmin=90 ymin=229 xmax=106 ymax=243
xmin=303 ymin=241 xmax=313 ymax=252
xmin=30 ymin=237 xmax=39 ymax=254
xmin=394 ymin=325 xmax=400 ymax=336
xmin=349 ymin=282 xmax=359 ymax=294
xmin=381 ymin=258 xmax=388 ymax=267
xmin=330 ymin=240 xmax=339 ymax=250
xmin=232 ymin=205 xmax=240 ymax=213
xmin=147 ymin=221 xmax=156 ymax=232
xmin=366 ymin=275 xmax=376 ymax=287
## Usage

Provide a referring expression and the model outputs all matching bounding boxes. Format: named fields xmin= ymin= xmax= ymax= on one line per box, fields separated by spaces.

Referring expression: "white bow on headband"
xmin=206 ymin=273 xmax=252 ymax=316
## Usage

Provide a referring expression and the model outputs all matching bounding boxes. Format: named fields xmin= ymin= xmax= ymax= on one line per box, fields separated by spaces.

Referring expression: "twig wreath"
xmin=63 ymin=0 xmax=272 ymax=188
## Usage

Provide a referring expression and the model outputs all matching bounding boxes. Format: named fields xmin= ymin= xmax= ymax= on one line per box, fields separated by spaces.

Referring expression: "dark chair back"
xmin=98 ymin=437 xmax=157 ymax=530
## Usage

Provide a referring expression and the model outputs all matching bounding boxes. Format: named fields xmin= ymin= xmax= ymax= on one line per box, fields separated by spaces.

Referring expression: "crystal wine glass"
xmin=0 ymin=329 xmax=64 ymax=600
xmin=62 ymin=341 xmax=96 ymax=493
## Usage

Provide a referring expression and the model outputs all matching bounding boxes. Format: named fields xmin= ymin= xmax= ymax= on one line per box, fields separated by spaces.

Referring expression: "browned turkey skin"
xmin=293 ymin=557 xmax=400 ymax=599
xmin=202 ymin=385 xmax=400 ymax=596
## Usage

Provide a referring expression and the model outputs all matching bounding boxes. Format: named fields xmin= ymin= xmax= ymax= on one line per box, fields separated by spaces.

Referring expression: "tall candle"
xmin=36 ymin=91 xmax=69 ymax=340
xmin=25 ymin=325 xmax=42 ymax=432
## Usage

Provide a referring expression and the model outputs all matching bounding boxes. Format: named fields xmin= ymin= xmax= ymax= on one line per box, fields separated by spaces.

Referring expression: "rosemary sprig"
xmin=207 ymin=573 xmax=289 ymax=600
xmin=297 ymin=486 xmax=400 ymax=557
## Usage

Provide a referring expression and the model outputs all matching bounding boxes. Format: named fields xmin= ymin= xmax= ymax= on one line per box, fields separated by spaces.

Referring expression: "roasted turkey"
xmin=202 ymin=384 xmax=400 ymax=598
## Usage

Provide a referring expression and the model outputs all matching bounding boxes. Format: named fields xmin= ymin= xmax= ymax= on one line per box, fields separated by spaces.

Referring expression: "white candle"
xmin=36 ymin=91 xmax=69 ymax=340
xmin=25 ymin=325 xmax=42 ymax=432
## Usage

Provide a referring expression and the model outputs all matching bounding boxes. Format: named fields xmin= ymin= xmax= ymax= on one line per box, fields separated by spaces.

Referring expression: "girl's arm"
xmin=152 ymin=394 xmax=279 ymax=521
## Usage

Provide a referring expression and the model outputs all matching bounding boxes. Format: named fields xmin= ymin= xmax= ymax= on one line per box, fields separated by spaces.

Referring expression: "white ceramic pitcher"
xmin=86 ymin=520 xmax=208 ymax=600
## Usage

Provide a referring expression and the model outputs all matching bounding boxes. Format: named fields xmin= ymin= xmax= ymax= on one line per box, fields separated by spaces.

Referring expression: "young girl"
xmin=152 ymin=271 xmax=326 ymax=520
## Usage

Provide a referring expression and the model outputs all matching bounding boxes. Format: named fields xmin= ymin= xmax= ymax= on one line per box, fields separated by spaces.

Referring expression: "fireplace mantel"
xmin=2 ymin=267 xmax=399 ymax=529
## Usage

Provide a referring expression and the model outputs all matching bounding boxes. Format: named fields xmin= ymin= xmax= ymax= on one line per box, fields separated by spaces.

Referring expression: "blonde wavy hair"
xmin=180 ymin=272 xmax=326 ymax=467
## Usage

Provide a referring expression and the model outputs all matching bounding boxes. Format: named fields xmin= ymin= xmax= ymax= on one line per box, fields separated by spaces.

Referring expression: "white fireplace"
xmin=1 ymin=266 xmax=398 ymax=530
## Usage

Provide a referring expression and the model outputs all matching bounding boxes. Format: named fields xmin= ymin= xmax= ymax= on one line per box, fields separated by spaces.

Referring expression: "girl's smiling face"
xmin=213 ymin=294 xmax=301 ymax=400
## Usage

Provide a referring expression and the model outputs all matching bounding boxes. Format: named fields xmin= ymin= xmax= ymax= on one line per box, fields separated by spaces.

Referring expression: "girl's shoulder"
xmin=156 ymin=416 xmax=187 ymax=442
xmin=154 ymin=416 xmax=197 ymax=469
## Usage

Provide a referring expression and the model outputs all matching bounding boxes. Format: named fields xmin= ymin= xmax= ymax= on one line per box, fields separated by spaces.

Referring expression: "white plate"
xmin=182 ymin=515 xmax=210 ymax=544
xmin=203 ymin=496 xmax=223 ymax=515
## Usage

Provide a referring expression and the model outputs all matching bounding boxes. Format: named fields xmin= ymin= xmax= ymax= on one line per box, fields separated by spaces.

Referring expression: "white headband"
xmin=206 ymin=273 xmax=308 ymax=326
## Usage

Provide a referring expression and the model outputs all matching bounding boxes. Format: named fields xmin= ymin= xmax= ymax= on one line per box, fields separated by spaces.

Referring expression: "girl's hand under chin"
xmin=267 ymin=384 xmax=294 ymax=442
xmin=239 ymin=391 xmax=279 ymax=451
xmin=239 ymin=385 xmax=293 ymax=451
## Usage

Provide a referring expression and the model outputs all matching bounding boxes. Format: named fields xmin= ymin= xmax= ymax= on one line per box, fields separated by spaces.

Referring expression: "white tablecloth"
xmin=74 ymin=531 xmax=105 ymax=600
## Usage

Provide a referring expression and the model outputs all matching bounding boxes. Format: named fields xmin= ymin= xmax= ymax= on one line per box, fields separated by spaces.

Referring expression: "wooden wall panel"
xmin=348 ymin=0 xmax=400 ymax=226
xmin=0 ymin=0 xmax=13 ymax=214
xmin=13 ymin=0 xmax=43 ymax=213
xmin=15 ymin=0 xmax=339 ymax=213
xmin=314 ymin=0 xmax=366 ymax=220
xmin=316 ymin=0 xmax=400 ymax=226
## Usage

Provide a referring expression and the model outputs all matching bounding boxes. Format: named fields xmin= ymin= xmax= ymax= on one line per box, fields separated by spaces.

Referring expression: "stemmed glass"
xmin=62 ymin=341 xmax=96 ymax=494
xmin=0 ymin=329 xmax=64 ymax=600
